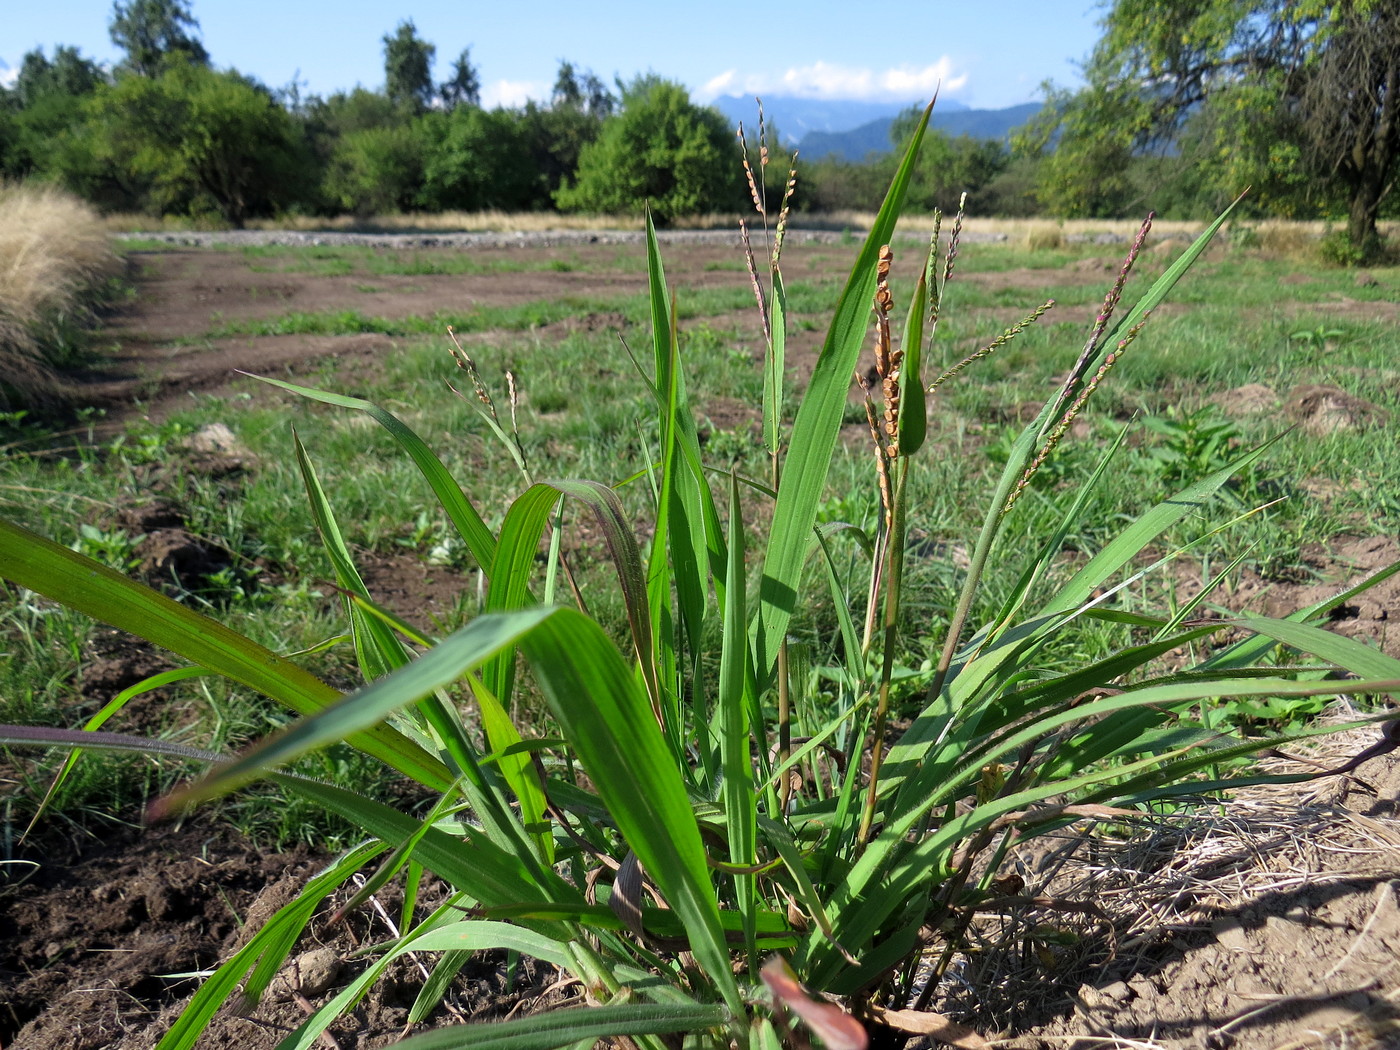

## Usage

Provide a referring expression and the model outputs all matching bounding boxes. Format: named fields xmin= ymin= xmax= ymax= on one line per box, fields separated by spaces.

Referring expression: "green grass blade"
xmin=21 ymin=666 xmax=207 ymax=837
xmin=1205 ymin=558 xmax=1400 ymax=670
xmin=465 ymin=673 xmax=552 ymax=863
xmin=516 ymin=608 xmax=743 ymax=1010
xmin=643 ymin=216 xmax=720 ymax=743
xmin=487 ymin=480 xmax=661 ymax=719
xmin=332 ymin=591 xmax=547 ymax=854
xmin=764 ymin=271 xmax=788 ymax=457
xmin=280 ymin=917 xmax=577 ymax=1050
xmin=0 ymin=518 xmax=452 ymax=791
xmin=270 ymin=773 xmax=583 ymax=908
xmin=411 ymin=949 xmax=472 ymax=1027
xmin=886 ymin=439 xmax=1282 ymax=797
xmin=897 ymin=264 xmax=928 ymax=456
xmin=482 ymin=483 xmax=558 ymax=702
xmin=160 ymin=600 xmax=736 ymax=999
xmin=161 ymin=606 xmax=556 ymax=809
xmin=754 ymin=100 xmax=933 ymax=688
xmin=719 ymin=473 xmax=758 ymax=968
xmin=1229 ymin=615 xmax=1400 ymax=682
xmin=552 ymin=479 xmax=662 ymax=720
xmin=249 ymin=375 xmax=498 ymax=573
xmin=292 ymin=429 xmax=409 ymax=681
xmin=1038 ymin=439 xmax=1277 ymax=619
xmin=387 ymin=1004 xmax=729 ymax=1050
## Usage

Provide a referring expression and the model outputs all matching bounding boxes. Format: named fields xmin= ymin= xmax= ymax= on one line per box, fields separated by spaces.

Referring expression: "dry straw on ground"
xmin=933 ymin=714 xmax=1400 ymax=1050
xmin=0 ymin=182 xmax=118 ymax=409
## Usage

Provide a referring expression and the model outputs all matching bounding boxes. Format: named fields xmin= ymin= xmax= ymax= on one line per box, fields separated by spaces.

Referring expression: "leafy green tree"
xmin=888 ymin=110 xmax=1012 ymax=213
xmin=556 ymin=77 xmax=739 ymax=222
xmin=799 ymin=156 xmax=898 ymax=213
xmin=296 ymin=88 xmax=408 ymax=213
xmin=1 ymin=47 xmax=107 ymax=179
xmin=553 ymin=60 xmax=614 ymax=118
xmin=14 ymin=46 xmax=106 ymax=107
xmin=0 ymin=108 xmax=15 ymax=178
xmin=439 ymin=48 xmax=480 ymax=110
xmin=308 ymin=87 xmax=398 ymax=137
xmin=1016 ymin=81 xmax=1144 ymax=217
xmin=69 ymin=57 xmax=308 ymax=224
xmin=1029 ymin=0 xmax=1399 ymax=256
xmin=109 ymin=0 xmax=209 ymax=76
xmin=421 ymin=107 xmax=537 ymax=210
xmin=505 ymin=60 xmax=616 ymax=202
xmin=323 ymin=122 xmax=427 ymax=215
xmin=383 ymin=20 xmax=435 ymax=113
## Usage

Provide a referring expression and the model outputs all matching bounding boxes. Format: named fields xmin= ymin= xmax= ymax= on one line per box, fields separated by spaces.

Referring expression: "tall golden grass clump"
xmin=1024 ymin=222 xmax=1065 ymax=250
xmin=0 ymin=182 xmax=118 ymax=409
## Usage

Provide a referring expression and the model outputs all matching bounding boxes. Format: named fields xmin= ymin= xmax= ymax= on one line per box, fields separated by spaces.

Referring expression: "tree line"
xmin=2 ymin=0 xmax=1394 ymax=256
xmin=0 ymin=2 xmax=1028 ymax=226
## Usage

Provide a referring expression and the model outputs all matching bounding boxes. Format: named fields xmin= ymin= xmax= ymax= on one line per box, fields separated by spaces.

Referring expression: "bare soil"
xmin=4 ymin=236 xmax=1398 ymax=1050
xmin=1 ymin=816 xmax=571 ymax=1050
xmin=73 ymin=240 xmax=786 ymax=416
xmin=995 ymin=746 xmax=1400 ymax=1050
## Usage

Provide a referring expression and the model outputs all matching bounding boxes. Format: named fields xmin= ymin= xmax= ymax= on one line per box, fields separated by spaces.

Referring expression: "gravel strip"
xmin=110 ymin=227 xmax=1076 ymax=250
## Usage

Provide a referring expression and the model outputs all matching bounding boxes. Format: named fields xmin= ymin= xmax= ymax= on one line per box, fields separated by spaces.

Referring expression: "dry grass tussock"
xmin=0 ymin=182 xmax=118 ymax=409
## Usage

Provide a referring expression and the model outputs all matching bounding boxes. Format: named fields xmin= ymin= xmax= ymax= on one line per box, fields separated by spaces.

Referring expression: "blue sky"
xmin=2 ymin=0 xmax=1105 ymax=112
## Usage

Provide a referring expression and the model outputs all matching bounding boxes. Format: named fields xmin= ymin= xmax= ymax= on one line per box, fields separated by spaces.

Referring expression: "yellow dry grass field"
xmin=0 ymin=183 xmax=118 ymax=408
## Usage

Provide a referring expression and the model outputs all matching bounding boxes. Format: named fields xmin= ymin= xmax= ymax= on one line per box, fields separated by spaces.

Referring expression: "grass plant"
xmin=0 ymin=183 xmax=120 ymax=410
xmin=3 ymin=106 xmax=1400 ymax=1048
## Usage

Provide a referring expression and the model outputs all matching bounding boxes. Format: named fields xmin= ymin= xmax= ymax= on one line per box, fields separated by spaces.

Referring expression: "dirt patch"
xmin=1 ymin=818 xmax=319 ymax=1049
xmin=1292 ymin=296 xmax=1400 ymax=325
xmin=0 ymin=815 xmax=573 ymax=1050
xmin=1166 ymin=535 xmax=1400 ymax=660
xmin=75 ymin=242 xmax=788 ymax=423
xmin=1212 ymin=383 xmax=1389 ymax=435
xmin=1210 ymin=383 xmax=1281 ymax=416
xmin=1287 ymin=384 xmax=1389 ymax=435
xmin=356 ymin=550 xmax=474 ymax=631
xmin=79 ymin=627 xmax=171 ymax=705
xmin=76 ymin=332 xmax=401 ymax=420
xmin=997 ymin=746 xmax=1400 ymax=1050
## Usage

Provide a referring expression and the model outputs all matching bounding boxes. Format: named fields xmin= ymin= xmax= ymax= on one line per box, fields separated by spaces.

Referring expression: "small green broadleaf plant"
xmin=3 ymin=98 xmax=1399 ymax=1050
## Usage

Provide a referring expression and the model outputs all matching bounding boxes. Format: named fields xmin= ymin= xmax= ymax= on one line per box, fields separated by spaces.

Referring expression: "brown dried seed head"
xmin=743 ymin=158 xmax=763 ymax=214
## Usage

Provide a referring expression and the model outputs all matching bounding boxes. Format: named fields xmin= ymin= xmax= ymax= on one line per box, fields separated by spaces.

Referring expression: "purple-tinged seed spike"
xmin=929 ymin=299 xmax=1054 ymax=394
xmin=1051 ymin=212 xmax=1155 ymax=424
xmin=1007 ymin=308 xmax=1154 ymax=515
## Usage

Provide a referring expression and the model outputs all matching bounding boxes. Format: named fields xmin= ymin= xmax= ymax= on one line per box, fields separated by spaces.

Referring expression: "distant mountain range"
xmin=708 ymin=95 xmax=1042 ymax=162
xmin=709 ymin=94 xmax=969 ymax=141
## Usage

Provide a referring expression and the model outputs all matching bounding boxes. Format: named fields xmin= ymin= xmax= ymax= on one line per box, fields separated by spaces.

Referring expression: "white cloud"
xmin=697 ymin=60 xmax=967 ymax=103
xmin=480 ymin=78 xmax=550 ymax=109
xmin=0 ymin=61 xmax=18 ymax=90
